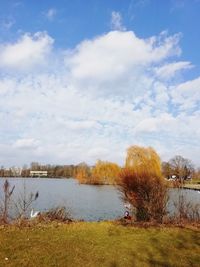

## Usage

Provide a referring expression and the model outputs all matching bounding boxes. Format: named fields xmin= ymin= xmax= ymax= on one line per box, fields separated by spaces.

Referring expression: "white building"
xmin=30 ymin=170 xmax=48 ymax=177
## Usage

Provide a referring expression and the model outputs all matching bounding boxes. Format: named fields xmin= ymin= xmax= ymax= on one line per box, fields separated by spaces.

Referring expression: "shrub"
xmin=120 ymin=146 xmax=168 ymax=223
xmin=172 ymin=194 xmax=200 ymax=224
xmin=39 ymin=207 xmax=72 ymax=222
xmin=0 ymin=180 xmax=15 ymax=223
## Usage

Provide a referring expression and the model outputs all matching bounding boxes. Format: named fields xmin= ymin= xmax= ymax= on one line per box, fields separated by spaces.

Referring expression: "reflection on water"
xmin=0 ymin=178 xmax=199 ymax=221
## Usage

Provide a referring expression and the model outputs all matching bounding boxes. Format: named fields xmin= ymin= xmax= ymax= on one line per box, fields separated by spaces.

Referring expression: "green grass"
xmin=187 ymin=178 xmax=200 ymax=185
xmin=184 ymin=184 xmax=200 ymax=190
xmin=0 ymin=222 xmax=199 ymax=267
xmin=184 ymin=178 xmax=200 ymax=190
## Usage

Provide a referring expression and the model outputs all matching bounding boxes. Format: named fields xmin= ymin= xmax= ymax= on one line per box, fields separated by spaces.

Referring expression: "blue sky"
xmin=1 ymin=0 xmax=200 ymax=62
xmin=0 ymin=0 xmax=199 ymax=167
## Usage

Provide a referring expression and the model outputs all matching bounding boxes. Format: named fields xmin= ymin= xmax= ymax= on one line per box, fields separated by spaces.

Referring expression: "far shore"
xmin=183 ymin=184 xmax=200 ymax=191
xmin=1 ymin=176 xmax=200 ymax=191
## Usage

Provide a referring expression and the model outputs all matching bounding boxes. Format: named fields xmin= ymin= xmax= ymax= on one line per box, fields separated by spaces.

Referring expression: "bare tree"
xmin=0 ymin=180 xmax=15 ymax=223
xmin=169 ymin=155 xmax=194 ymax=181
xmin=162 ymin=162 xmax=172 ymax=179
xmin=14 ymin=180 xmax=39 ymax=218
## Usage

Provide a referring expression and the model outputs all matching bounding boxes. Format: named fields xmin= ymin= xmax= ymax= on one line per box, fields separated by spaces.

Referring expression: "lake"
xmin=0 ymin=177 xmax=199 ymax=221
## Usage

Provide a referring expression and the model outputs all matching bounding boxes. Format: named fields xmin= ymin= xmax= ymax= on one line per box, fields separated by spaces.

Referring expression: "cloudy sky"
xmin=0 ymin=0 xmax=199 ymax=167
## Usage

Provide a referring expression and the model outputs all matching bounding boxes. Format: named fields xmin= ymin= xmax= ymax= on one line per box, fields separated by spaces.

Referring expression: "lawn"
xmin=0 ymin=222 xmax=199 ymax=267
xmin=187 ymin=178 xmax=200 ymax=185
xmin=184 ymin=178 xmax=200 ymax=190
xmin=183 ymin=184 xmax=200 ymax=190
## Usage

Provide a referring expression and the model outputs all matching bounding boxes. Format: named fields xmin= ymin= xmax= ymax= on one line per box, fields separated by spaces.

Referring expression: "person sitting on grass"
xmin=124 ymin=210 xmax=131 ymax=220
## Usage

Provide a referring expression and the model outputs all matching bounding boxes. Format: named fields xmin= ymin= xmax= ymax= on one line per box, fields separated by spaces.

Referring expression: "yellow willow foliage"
xmin=125 ymin=145 xmax=162 ymax=178
xmin=91 ymin=160 xmax=121 ymax=184
xmin=75 ymin=165 xmax=91 ymax=183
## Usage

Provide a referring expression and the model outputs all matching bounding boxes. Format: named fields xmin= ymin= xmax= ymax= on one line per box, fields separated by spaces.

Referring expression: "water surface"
xmin=0 ymin=178 xmax=199 ymax=221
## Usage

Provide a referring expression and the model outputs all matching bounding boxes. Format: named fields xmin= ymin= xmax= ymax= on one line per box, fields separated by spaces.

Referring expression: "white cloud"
xmin=0 ymin=32 xmax=54 ymax=70
xmin=44 ymin=8 xmax=57 ymax=21
xmin=58 ymin=119 xmax=102 ymax=131
xmin=14 ymin=138 xmax=39 ymax=149
xmin=110 ymin=11 xmax=126 ymax=31
xmin=88 ymin=147 xmax=109 ymax=159
xmin=69 ymin=31 xmax=181 ymax=76
xmin=134 ymin=113 xmax=176 ymax=134
xmin=153 ymin=82 xmax=170 ymax=110
xmin=171 ymin=77 xmax=200 ymax=110
xmin=65 ymin=31 xmax=181 ymax=98
xmin=0 ymin=30 xmax=199 ymax=167
xmin=155 ymin=61 xmax=193 ymax=79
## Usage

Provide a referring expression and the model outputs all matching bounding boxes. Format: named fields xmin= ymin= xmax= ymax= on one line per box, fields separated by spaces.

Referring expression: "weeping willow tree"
xmin=125 ymin=145 xmax=162 ymax=177
xmin=75 ymin=160 xmax=121 ymax=184
xmin=91 ymin=160 xmax=121 ymax=185
xmin=121 ymin=145 xmax=168 ymax=222
xmin=74 ymin=163 xmax=91 ymax=184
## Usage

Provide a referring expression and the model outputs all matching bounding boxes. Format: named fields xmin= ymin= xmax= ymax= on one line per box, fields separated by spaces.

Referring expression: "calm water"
xmin=0 ymin=178 xmax=199 ymax=221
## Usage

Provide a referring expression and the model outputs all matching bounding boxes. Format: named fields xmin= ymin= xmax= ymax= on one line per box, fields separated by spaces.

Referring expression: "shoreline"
xmin=1 ymin=177 xmax=200 ymax=190
xmin=183 ymin=184 xmax=200 ymax=191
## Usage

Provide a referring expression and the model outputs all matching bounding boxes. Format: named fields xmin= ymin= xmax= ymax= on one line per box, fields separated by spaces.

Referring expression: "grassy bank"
xmin=0 ymin=222 xmax=199 ymax=267
xmin=183 ymin=184 xmax=200 ymax=190
xmin=184 ymin=178 xmax=200 ymax=190
xmin=189 ymin=178 xmax=200 ymax=185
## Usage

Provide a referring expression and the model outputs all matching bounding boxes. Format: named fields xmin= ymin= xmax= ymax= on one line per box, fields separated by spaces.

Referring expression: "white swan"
xmin=30 ymin=209 xmax=40 ymax=218
xmin=124 ymin=203 xmax=131 ymax=209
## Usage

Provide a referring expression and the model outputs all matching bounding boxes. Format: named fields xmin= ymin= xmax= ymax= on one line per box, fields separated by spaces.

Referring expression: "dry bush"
xmin=14 ymin=180 xmax=39 ymax=219
xmin=171 ymin=179 xmax=182 ymax=188
xmin=75 ymin=163 xmax=91 ymax=184
xmin=0 ymin=180 xmax=15 ymax=223
xmin=120 ymin=169 xmax=168 ymax=222
xmin=39 ymin=207 xmax=72 ymax=222
xmin=171 ymin=195 xmax=200 ymax=224
xmin=120 ymin=145 xmax=168 ymax=223
xmin=6 ymin=207 xmax=73 ymax=227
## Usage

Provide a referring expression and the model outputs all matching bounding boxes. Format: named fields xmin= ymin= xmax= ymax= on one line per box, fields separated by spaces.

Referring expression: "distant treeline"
xmin=74 ymin=153 xmax=200 ymax=185
xmin=0 ymin=161 xmax=121 ymax=184
xmin=0 ymin=163 xmax=78 ymax=178
xmin=0 ymin=153 xmax=200 ymax=185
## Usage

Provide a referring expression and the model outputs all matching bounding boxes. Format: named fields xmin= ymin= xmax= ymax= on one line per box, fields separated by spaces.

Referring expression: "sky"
xmin=0 ymin=0 xmax=199 ymax=167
